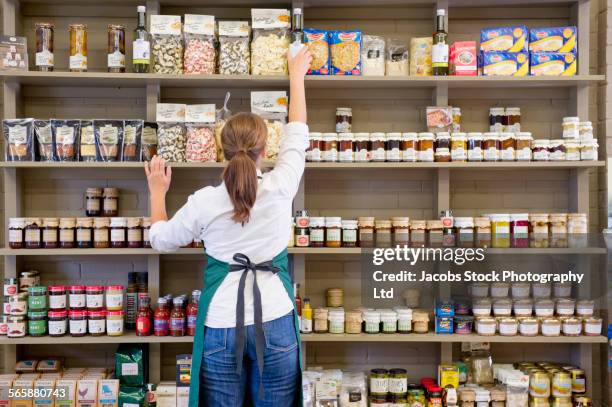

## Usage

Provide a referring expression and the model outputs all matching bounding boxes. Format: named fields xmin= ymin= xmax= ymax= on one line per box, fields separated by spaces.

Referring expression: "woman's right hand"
xmin=145 ymin=156 xmax=172 ymax=196
xmin=288 ymin=46 xmax=312 ymax=80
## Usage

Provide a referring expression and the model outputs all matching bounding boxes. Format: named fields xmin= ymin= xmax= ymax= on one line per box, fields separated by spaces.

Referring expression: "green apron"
xmin=189 ymin=249 xmax=303 ymax=406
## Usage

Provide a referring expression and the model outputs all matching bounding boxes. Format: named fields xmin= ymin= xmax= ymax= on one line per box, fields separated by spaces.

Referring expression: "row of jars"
xmin=468 ymin=281 xmax=577 ymax=299
xmin=561 ymin=117 xmax=594 ymax=141
xmin=463 ymin=315 xmax=603 ymax=337
xmin=522 ymin=362 xmax=587 ymax=400
xmin=469 ymin=298 xmax=595 ymax=319
xmin=306 ymin=132 xmax=599 ymax=163
xmin=8 ymin=217 xmax=151 ymax=249
xmin=85 ymin=187 xmax=119 ymax=217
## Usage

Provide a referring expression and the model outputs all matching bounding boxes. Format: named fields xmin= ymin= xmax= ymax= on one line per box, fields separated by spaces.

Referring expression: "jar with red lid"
xmin=170 ymin=297 xmax=185 ymax=336
xmin=86 ymin=285 xmax=105 ymax=310
xmin=428 ymin=386 xmax=443 ymax=406
xmin=48 ymin=310 xmax=67 ymax=337
xmin=87 ymin=310 xmax=106 ymax=336
xmin=69 ymin=285 xmax=86 ymax=310
xmin=136 ymin=293 xmax=152 ymax=336
xmin=69 ymin=310 xmax=87 ymax=336
xmin=187 ymin=290 xmax=200 ymax=336
xmin=510 ymin=213 xmax=529 ymax=248
xmin=154 ymin=297 xmax=170 ymax=336
xmin=48 ymin=285 xmax=66 ymax=310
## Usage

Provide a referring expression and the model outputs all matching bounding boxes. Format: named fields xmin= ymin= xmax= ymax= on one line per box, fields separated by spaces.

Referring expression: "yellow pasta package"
xmin=410 ymin=37 xmax=432 ymax=76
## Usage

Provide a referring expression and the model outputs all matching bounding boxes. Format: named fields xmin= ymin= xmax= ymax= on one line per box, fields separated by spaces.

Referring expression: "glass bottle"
xmin=154 ymin=297 xmax=170 ymax=336
xmin=107 ymin=24 xmax=126 ymax=73
xmin=133 ymin=6 xmax=150 ymax=73
xmin=136 ymin=293 xmax=152 ymax=336
xmin=170 ymin=297 xmax=185 ymax=336
xmin=186 ymin=290 xmax=200 ymax=336
xmin=291 ymin=8 xmax=304 ymax=45
xmin=35 ymin=23 xmax=54 ymax=71
xmin=69 ymin=24 xmax=88 ymax=72
xmin=432 ymin=9 xmax=448 ymax=76
xmin=125 ymin=272 xmax=138 ymax=330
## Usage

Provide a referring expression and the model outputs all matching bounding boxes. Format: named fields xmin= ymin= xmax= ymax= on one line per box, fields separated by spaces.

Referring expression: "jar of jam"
xmin=106 ymin=285 xmax=124 ymax=311
xmin=533 ymin=139 xmax=550 ymax=161
xmin=69 ymin=24 xmax=88 ymax=72
xmin=385 ymin=133 xmax=401 ymax=162
xmin=28 ymin=311 xmax=47 ymax=337
xmin=336 ymin=107 xmax=352 ymax=133
xmin=510 ymin=213 xmax=529 ymax=248
xmin=85 ymin=187 xmax=102 ymax=217
xmin=76 ymin=217 xmax=93 ymax=248
xmin=434 ymin=148 xmax=450 ymax=162
xmin=483 ymin=132 xmax=500 ymax=162
xmin=142 ymin=217 xmax=151 ymax=248
xmin=549 ymin=139 xmax=566 ymax=161
xmin=19 ymin=270 xmax=40 ymax=292
xmin=107 ymin=24 xmax=126 ymax=73
xmin=86 ymin=285 xmax=105 ymax=310
xmin=489 ymin=107 xmax=505 ymax=132
xmin=338 ymin=133 xmax=354 ymax=163
xmin=106 ymin=310 xmax=124 ymax=336
xmin=24 ymin=218 xmax=42 ymax=249
xmin=59 ymin=217 xmax=76 ymax=248
xmin=506 ymin=107 xmax=521 ymax=132
xmin=417 ymin=133 xmax=434 ymax=162
xmin=69 ymin=285 xmax=86 ymax=310
xmin=154 ymin=297 xmax=170 ymax=336
xmin=341 ymin=219 xmax=358 ymax=247
xmin=435 ymin=132 xmax=450 ymax=151
xmin=516 ymin=132 xmax=533 ymax=161
xmin=9 ymin=293 xmax=27 ymax=316
xmin=295 ymin=228 xmax=309 ymax=247
xmin=8 ymin=218 xmax=25 ymax=249
xmin=358 ymin=217 xmax=375 ymax=247
xmin=370 ymin=132 xmax=386 ymax=162
xmin=102 ymin=187 xmax=119 ymax=217
xmin=69 ymin=310 xmax=87 ymax=336
xmin=41 ymin=217 xmax=59 ymax=248
xmin=467 ymin=132 xmax=483 ymax=162
xmin=375 ymin=219 xmax=392 ymax=247
xmin=450 ymin=132 xmax=467 ymax=162
xmin=307 ymin=132 xmax=322 ymax=162
xmin=187 ymin=290 xmax=200 ymax=336
xmin=136 ymin=294 xmax=152 ymax=336
xmin=110 ymin=217 xmax=127 ymax=248
xmin=325 ymin=217 xmax=342 ymax=248
xmin=170 ymin=297 xmax=186 ymax=336
xmin=309 ymin=217 xmax=325 ymax=247
xmin=88 ymin=310 xmax=106 ymax=336
xmin=48 ymin=285 xmax=66 ymax=310
xmin=401 ymin=132 xmax=417 ymax=162
xmin=48 ymin=310 xmax=67 ymax=337
xmin=93 ymin=217 xmax=110 ymax=248
xmin=35 ymin=22 xmax=54 ymax=72
xmin=127 ymin=217 xmax=143 ymax=248
xmin=28 ymin=286 xmax=47 ymax=311
xmin=321 ymin=133 xmax=338 ymax=162
xmin=392 ymin=217 xmax=410 ymax=246
xmin=500 ymin=132 xmax=516 ymax=161
xmin=455 ymin=217 xmax=474 ymax=247
xmin=354 ymin=133 xmax=370 ymax=162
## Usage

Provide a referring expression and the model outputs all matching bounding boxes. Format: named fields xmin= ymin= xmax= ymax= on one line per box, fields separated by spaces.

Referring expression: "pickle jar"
xmin=69 ymin=24 xmax=88 ymax=72
xmin=110 ymin=217 xmax=127 ymax=248
xmin=107 ymin=24 xmax=126 ymax=73
xmin=86 ymin=187 xmax=103 ymax=217
xmin=102 ymin=188 xmax=119 ymax=217
xmin=76 ymin=217 xmax=94 ymax=248
xmin=93 ymin=217 xmax=110 ymax=248
xmin=59 ymin=217 xmax=76 ymax=248
xmin=127 ymin=217 xmax=143 ymax=248
xmin=35 ymin=23 xmax=54 ymax=71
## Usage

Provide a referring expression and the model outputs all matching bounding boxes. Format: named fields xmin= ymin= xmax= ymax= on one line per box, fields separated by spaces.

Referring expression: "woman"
xmin=145 ymin=47 xmax=312 ymax=407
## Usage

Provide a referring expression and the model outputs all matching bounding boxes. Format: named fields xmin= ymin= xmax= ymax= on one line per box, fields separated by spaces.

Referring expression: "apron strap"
xmin=229 ymin=252 xmax=280 ymax=400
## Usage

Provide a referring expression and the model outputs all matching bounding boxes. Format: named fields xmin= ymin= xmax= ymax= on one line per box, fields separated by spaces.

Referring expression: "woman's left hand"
xmin=145 ymin=156 xmax=172 ymax=195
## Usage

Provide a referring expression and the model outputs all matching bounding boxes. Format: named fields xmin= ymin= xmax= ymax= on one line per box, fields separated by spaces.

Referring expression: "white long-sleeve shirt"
xmin=150 ymin=122 xmax=309 ymax=328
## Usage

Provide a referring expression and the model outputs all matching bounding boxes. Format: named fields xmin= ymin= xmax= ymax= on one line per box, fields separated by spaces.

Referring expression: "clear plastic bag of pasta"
xmin=362 ymin=35 xmax=385 ymax=76
xmin=158 ymin=123 xmax=186 ymax=162
xmin=386 ymin=38 xmax=409 ymax=76
xmin=215 ymin=92 xmax=232 ymax=161
xmin=218 ymin=21 xmax=250 ymax=75
xmin=251 ymin=9 xmax=290 ymax=75
xmin=251 ymin=91 xmax=287 ymax=161
xmin=34 ymin=119 xmax=53 ymax=161
xmin=185 ymin=104 xmax=217 ymax=162
xmin=183 ymin=15 xmax=216 ymax=75
xmin=151 ymin=15 xmax=183 ymax=75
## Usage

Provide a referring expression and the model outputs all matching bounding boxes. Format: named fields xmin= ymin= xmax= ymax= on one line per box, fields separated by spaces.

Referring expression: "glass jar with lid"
xmin=313 ymin=307 xmax=328 ymax=333
xmin=325 ymin=217 xmax=342 ymax=248
xmin=506 ymin=107 xmax=521 ymax=132
xmin=450 ymin=132 xmax=467 ymax=162
xmin=452 ymin=107 xmax=461 ymax=131
xmin=25 ymin=218 xmax=42 ymax=249
xmin=354 ymin=133 xmax=370 ymax=162
xmin=338 ymin=133 xmax=354 ymax=163
xmin=142 ymin=217 xmax=152 ymax=248
xmin=490 ymin=214 xmax=510 ymax=248
xmin=515 ymin=132 xmax=533 ymax=161
xmin=434 ymin=148 xmax=450 ymax=163
xmin=8 ymin=218 xmax=25 ymax=249
xmin=510 ymin=213 xmax=529 ymax=248
xmin=307 ymin=132 xmax=322 ymax=162
xmin=519 ymin=318 xmax=539 ymax=336
xmin=427 ymin=220 xmax=444 ymax=247
xmin=35 ymin=23 xmax=54 ymax=72
xmin=386 ymin=133 xmax=402 ymax=162
xmin=580 ymin=140 xmax=598 ymax=161
xmin=48 ymin=310 xmax=67 ymax=337
xmin=499 ymin=132 xmax=516 ymax=161
xmin=489 ymin=107 xmax=505 ymax=132
xmin=363 ymin=310 xmax=381 ymax=333
xmin=358 ymin=217 xmax=375 ymax=247
xmin=85 ymin=187 xmax=103 ymax=217
xmin=69 ymin=24 xmax=88 ymax=72
xmin=336 ymin=107 xmax=352 ymax=133
xmin=533 ymin=139 xmax=550 ymax=161
xmin=475 ymin=317 xmax=496 ymax=336
xmin=455 ymin=217 xmax=474 ymax=247
xmin=328 ymin=308 xmax=345 ymax=334
xmin=127 ymin=217 xmax=142 ymax=248
xmin=565 ymin=140 xmax=580 ymax=161
xmin=578 ymin=121 xmax=593 ymax=140
xmin=493 ymin=298 xmax=512 ymax=316
xmin=483 ymin=132 xmax=500 ymax=162
xmin=392 ymin=217 xmax=410 ymax=246
xmin=499 ymin=317 xmax=518 ymax=336
xmin=417 ymin=133 xmax=434 ymax=162
xmin=562 ymin=117 xmax=579 ymax=139
xmin=562 ymin=317 xmax=582 ymax=336
xmin=42 ymin=217 xmax=59 ymax=249
xmin=550 ymin=213 xmax=568 ymax=248
xmin=467 ymin=132 xmax=483 ymax=162
xmin=107 ymin=24 xmax=126 ymax=73
xmin=309 ymin=217 xmax=325 ymax=247
xmin=513 ymin=299 xmax=533 ymax=317
xmin=103 ymin=188 xmax=119 ymax=217
xmin=401 ymin=132 xmax=417 ymax=162
xmin=321 ymin=133 xmax=338 ymax=162
xmin=110 ymin=217 xmax=127 ymax=248
xmin=474 ymin=217 xmax=491 ymax=247
xmin=58 ymin=217 xmax=76 ymax=248
xmin=341 ymin=219 xmax=358 ymax=247
xmin=410 ymin=220 xmax=427 ymax=247
xmin=375 ymin=219 xmax=392 ymax=247
xmin=541 ymin=318 xmax=561 ymax=336
xmin=76 ymin=217 xmax=93 ymax=248
xmin=93 ymin=217 xmax=110 ymax=248
xmin=529 ymin=213 xmax=549 ymax=248
xmin=556 ymin=298 xmax=575 ymax=316
xmin=435 ymin=132 xmax=450 ymax=151
xmin=549 ymin=139 xmax=566 ymax=161
xmin=370 ymin=132 xmax=386 ymax=162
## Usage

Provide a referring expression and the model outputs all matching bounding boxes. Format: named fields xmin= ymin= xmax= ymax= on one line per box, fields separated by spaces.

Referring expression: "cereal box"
xmin=450 ymin=41 xmax=477 ymax=76
xmin=410 ymin=37 xmax=432 ymax=76
xmin=329 ymin=30 xmax=362 ymax=75
xmin=480 ymin=25 xmax=528 ymax=52
xmin=304 ymin=29 xmax=329 ymax=75
xmin=481 ymin=51 xmax=529 ymax=76
xmin=529 ymin=52 xmax=576 ymax=76
xmin=529 ymin=26 xmax=577 ymax=53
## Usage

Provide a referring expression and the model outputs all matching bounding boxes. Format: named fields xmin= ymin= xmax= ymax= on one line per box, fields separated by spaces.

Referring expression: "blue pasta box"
xmin=530 ymin=52 xmax=576 ymax=76
xmin=435 ymin=299 xmax=455 ymax=317
xmin=480 ymin=25 xmax=528 ymax=52
xmin=529 ymin=26 xmax=577 ymax=53
xmin=435 ymin=316 xmax=454 ymax=334
xmin=304 ymin=29 xmax=330 ymax=75
xmin=329 ymin=30 xmax=362 ymax=75
xmin=481 ymin=51 xmax=529 ymax=76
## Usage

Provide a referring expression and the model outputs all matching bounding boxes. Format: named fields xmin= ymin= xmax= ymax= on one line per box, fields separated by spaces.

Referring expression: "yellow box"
xmin=438 ymin=365 xmax=459 ymax=389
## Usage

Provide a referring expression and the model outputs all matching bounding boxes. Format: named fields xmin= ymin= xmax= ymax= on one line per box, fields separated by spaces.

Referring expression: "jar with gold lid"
xmin=375 ymin=219 xmax=392 ymax=247
xmin=107 ymin=24 xmax=126 ymax=73
xmin=85 ymin=187 xmax=102 ymax=217
xmin=498 ymin=317 xmax=518 ymax=336
xmin=59 ymin=217 xmax=76 ymax=248
xmin=475 ymin=317 xmax=496 ymax=336
xmin=519 ymin=317 xmax=539 ymax=336
xmin=583 ymin=317 xmax=602 ymax=336
xmin=562 ymin=317 xmax=582 ymax=336
xmin=69 ymin=24 xmax=88 ymax=72
xmin=93 ymin=217 xmax=110 ymax=248
xmin=541 ymin=318 xmax=561 ymax=337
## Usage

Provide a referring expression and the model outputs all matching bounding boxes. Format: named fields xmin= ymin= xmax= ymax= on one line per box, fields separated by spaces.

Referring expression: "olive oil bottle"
xmin=432 ymin=8 xmax=449 ymax=76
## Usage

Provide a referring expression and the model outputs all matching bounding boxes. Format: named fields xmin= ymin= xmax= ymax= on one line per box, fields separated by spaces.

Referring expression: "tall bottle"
xmin=133 ymin=5 xmax=150 ymax=73
xmin=289 ymin=8 xmax=304 ymax=57
xmin=432 ymin=9 xmax=449 ymax=76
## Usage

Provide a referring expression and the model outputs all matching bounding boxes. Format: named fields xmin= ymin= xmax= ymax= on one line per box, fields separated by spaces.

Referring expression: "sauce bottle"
xmin=170 ymin=297 xmax=185 ymax=336
xmin=186 ymin=290 xmax=200 ymax=336
xmin=153 ymin=297 xmax=169 ymax=336
xmin=432 ymin=9 xmax=448 ymax=76
xmin=301 ymin=298 xmax=313 ymax=334
xmin=136 ymin=293 xmax=152 ymax=336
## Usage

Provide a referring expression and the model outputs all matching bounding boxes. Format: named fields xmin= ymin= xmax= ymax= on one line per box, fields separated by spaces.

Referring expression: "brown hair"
xmin=221 ymin=112 xmax=267 ymax=225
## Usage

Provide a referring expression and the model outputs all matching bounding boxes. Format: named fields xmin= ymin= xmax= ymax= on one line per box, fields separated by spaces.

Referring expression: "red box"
xmin=450 ymin=41 xmax=477 ymax=76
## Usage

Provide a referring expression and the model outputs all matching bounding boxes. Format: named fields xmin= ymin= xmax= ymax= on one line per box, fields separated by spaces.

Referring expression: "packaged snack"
xmin=118 ymin=386 xmax=145 ymax=406
xmin=385 ymin=38 xmax=409 ymax=76
xmin=251 ymin=91 xmax=287 ymax=160
xmin=529 ymin=52 xmax=576 ymax=76
xmin=79 ymin=120 xmax=96 ymax=161
xmin=0 ymin=36 xmax=28 ymax=71
xmin=426 ymin=106 xmax=453 ymax=133
xmin=529 ymin=26 xmax=577 ymax=53
xmin=122 ymin=119 xmax=143 ymax=162
xmin=218 ymin=21 xmax=250 ymax=75
xmin=3 ymin=118 xmax=34 ymax=161
xmin=141 ymin=122 xmax=158 ymax=161
xmin=183 ymin=14 xmax=216 ymax=75
xmin=34 ymin=120 xmax=53 ymax=161
xmin=93 ymin=120 xmax=124 ymax=162
xmin=304 ymin=29 xmax=330 ymax=75
xmin=410 ymin=37 xmax=432 ymax=76
xmin=176 ymin=354 xmax=192 ymax=387
xmin=361 ymin=34 xmax=385 ymax=76
xmin=480 ymin=26 xmax=528 ymax=52
xmin=185 ymin=104 xmax=217 ymax=162
xmin=151 ymin=15 xmax=183 ymax=74
xmin=251 ymin=9 xmax=290 ymax=75
xmin=98 ymin=379 xmax=119 ymax=407
xmin=215 ymin=92 xmax=232 ymax=162
xmin=51 ymin=119 xmax=80 ymax=161
xmin=481 ymin=51 xmax=529 ymax=76
xmin=157 ymin=103 xmax=186 ymax=162
xmin=450 ymin=41 xmax=477 ymax=76
xmin=115 ymin=344 xmax=146 ymax=386
xmin=330 ymin=30 xmax=362 ymax=75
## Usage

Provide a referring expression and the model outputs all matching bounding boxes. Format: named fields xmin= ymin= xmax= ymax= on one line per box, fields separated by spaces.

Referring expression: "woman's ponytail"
xmin=221 ymin=112 xmax=268 ymax=225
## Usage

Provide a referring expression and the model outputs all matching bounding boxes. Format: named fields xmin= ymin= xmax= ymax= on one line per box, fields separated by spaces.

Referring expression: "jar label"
xmin=49 ymin=294 xmax=66 ymax=309
xmin=355 ymin=148 xmax=369 ymax=162
xmin=563 ymin=323 xmax=581 ymax=335
xmin=300 ymin=318 xmax=312 ymax=333
xmin=43 ymin=229 xmax=58 ymax=242
xmin=143 ymin=229 xmax=150 ymax=243
xmin=388 ymin=378 xmax=407 ymax=394
xmin=477 ymin=323 xmax=495 ymax=335
xmin=170 ymin=317 xmax=185 ymax=330
xmin=48 ymin=319 xmax=67 ymax=335
xmin=467 ymin=147 xmax=483 ymax=161
xmin=126 ymin=293 xmax=137 ymax=323
xmin=59 ymin=229 xmax=74 ymax=242
xmin=394 ymin=230 xmax=409 ymax=243
xmin=533 ymin=150 xmax=549 ymax=161
xmin=104 ymin=198 xmax=118 ymax=211
xmin=371 ymin=148 xmax=385 ymax=161
xmin=552 ymin=379 xmax=571 ymax=397
xmin=516 ymin=148 xmax=532 ymax=161
xmin=386 ymin=148 xmax=400 ymax=161
xmin=402 ymin=148 xmax=417 ymax=162
xmin=566 ymin=151 xmax=580 ymax=161
xmin=8 ymin=230 xmax=22 ymax=243
xmin=432 ymin=43 xmax=449 ymax=66
xmin=154 ymin=318 xmax=169 ymax=334
xmin=451 ymin=148 xmax=466 ymax=161
xmin=107 ymin=318 xmax=124 ymax=334
xmin=69 ymin=294 xmax=85 ymax=308
xmin=585 ymin=322 xmax=601 ymax=334
xmin=541 ymin=324 xmax=559 ymax=336
xmin=7 ymin=322 xmax=26 ymax=337
xmin=336 ymin=123 xmax=350 ymax=133
xmin=308 ymin=148 xmax=321 ymax=162
xmin=572 ymin=378 xmax=585 ymax=393
xmin=86 ymin=199 xmax=100 ymax=212
xmin=483 ymin=147 xmax=498 ymax=161
xmin=3 ymin=284 xmax=17 ymax=296
xmin=94 ymin=229 xmax=108 ymax=242
xmin=127 ymin=229 xmax=142 ymax=242
xmin=133 ymin=39 xmax=151 ymax=63
xmin=519 ymin=323 xmax=537 ymax=336
xmin=513 ymin=226 xmax=528 ymax=235
xmin=77 ymin=229 xmax=92 ymax=242
xmin=86 ymin=294 xmax=104 ymax=308
xmin=343 ymin=229 xmax=357 ymax=243
xmin=25 ymin=229 xmax=41 ymax=243
xmin=69 ymin=53 xmax=87 ymax=70
xmin=106 ymin=293 xmax=123 ymax=309
xmin=499 ymin=323 xmax=517 ymax=335
xmin=296 ymin=235 xmax=310 ymax=247
xmin=326 ymin=229 xmax=341 ymax=242
xmin=418 ymin=149 xmax=434 ymax=162
xmin=321 ymin=149 xmax=338 ymax=162
xmin=550 ymin=151 xmax=565 ymax=161
xmin=111 ymin=229 xmax=125 ymax=242
xmin=88 ymin=319 xmax=106 ymax=334
xmin=339 ymin=149 xmax=354 ymax=162
xmin=369 ymin=377 xmax=389 ymax=394
xmin=35 ymin=50 xmax=54 ymax=67
xmin=581 ymin=149 xmax=597 ymax=161
xmin=494 ymin=226 xmax=510 ymax=234
xmin=108 ymin=50 xmax=126 ymax=69
xmin=501 ymin=148 xmax=515 ymax=161
xmin=69 ymin=319 xmax=86 ymax=334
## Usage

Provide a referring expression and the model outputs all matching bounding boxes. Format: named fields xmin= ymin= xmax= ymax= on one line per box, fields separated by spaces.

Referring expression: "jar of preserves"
xmin=127 ymin=217 xmax=142 ymax=248
xmin=530 ymin=213 xmax=549 ymax=248
xmin=341 ymin=219 xmax=358 ymax=247
xmin=410 ymin=220 xmax=426 ymax=247
xmin=48 ymin=285 xmax=66 ymax=310
xmin=102 ymin=188 xmax=119 ymax=217
xmin=380 ymin=309 xmax=397 ymax=333
xmin=475 ymin=317 xmax=496 ymax=336
xmin=69 ymin=285 xmax=86 ymax=310
xmin=309 ymin=217 xmax=325 ymax=248
xmin=335 ymin=107 xmax=352 ymax=133
xmin=325 ymin=217 xmax=342 ymax=248
xmin=8 ymin=218 xmax=25 ymax=249
xmin=76 ymin=217 xmax=93 ymax=248
xmin=565 ymin=140 xmax=580 ymax=161
xmin=386 ymin=132 xmax=401 ymax=162
xmin=307 ymin=132 xmax=322 ymax=162
xmin=170 ymin=297 xmax=185 ymax=336
xmin=580 ymin=140 xmax=598 ymax=161
xmin=549 ymin=139 xmax=566 ymax=161
xmin=7 ymin=316 xmax=26 ymax=338
xmin=583 ymin=317 xmax=602 ymax=336
xmin=42 ymin=217 xmax=59 ymax=248
xmin=338 ymin=132 xmax=354 ymax=163
xmin=48 ymin=310 xmax=67 ymax=337
xmin=530 ymin=371 xmax=551 ymax=398
xmin=499 ymin=132 xmax=515 ymax=161
xmin=417 ymin=133 xmax=435 ymax=162
xmin=467 ymin=132 xmax=483 ymax=162
xmin=321 ymin=133 xmax=338 ymax=162
xmin=395 ymin=308 xmax=412 ymax=333
xmin=358 ymin=217 xmax=375 ymax=247
xmin=579 ymin=121 xmax=593 ymax=139
xmin=313 ymin=307 xmax=328 ymax=333
xmin=513 ymin=299 xmax=533 ymax=317
xmin=58 ymin=217 xmax=76 ymax=248
xmin=489 ymin=107 xmax=505 ymax=132
xmin=427 ymin=220 xmax=443 ymax=247
xmin=142 ymin=217 xmax=152 ymax=248
xmin=354 ymin=133 xmax=370 ymax=162
xmin=434 ymin=148 xmax=450 ymax=163
xmin=9 ymin=293 xmax=28 ymax=315
xmin=435 ymin=132 xmax=450 ymax=150
xmin=552 ymin=372 xmax=572 ymax=397
xmin=541 ymin=318 xmax=561 ymax=336
xmin=515 ymin=132 xmax=533 ymax=161
xmin=24 ymin=218 xmax=42 ymax=249
xmin=519 ymin=318 xmax=539 ymax=336
xmin=533 ymin=139 xmax=550 ymax=161
xmin=455 ymin=217 xmax=474 ymax=247
xmin=154 ymin=297 xmax=170 ymax=336
xmin=93 ymin=217 xmax=110 ymax=248
xmin=562 ymin=117 xmax=579 ymax=139
xmin=344 ymin=310 xmax=361 ymax=334
xmin=69 ymin=24 xmax=88 ymax=72
xmin=110 ymin=217 xmax=127 ymax=248
xmin=28 ymin=286 xmax=47 ymax=311
xmin=570 ymin=369 xmax=586 ymax=394
xmin=490 ymin=214 xmax=510 ymax=248
xmin=562 ymin=317 xmax=582 ymax=336
xmin=85 ymin=187 xmax=102 ymax=217
xmin=69 ymin=310 xmax=87 ymax=336
xmin=450 ymin=132 xmax=467 ymax=162
xmin=510 ymin=213 xmax=529 ymax=248
xmin=392 ymin=217 xmax=410 ymax=246
xmin=88 ymin=310 xmax=106 ymax=336
xmin=576 ymin=300 xmax=594 ymax=317
xmin=401 ymin=132 xmax=417 ymax=162
xmin=35 ymin=23 xmax=54 ymax=71
xmin=483 ymin=132 xmax=500 ymax=162
xmin=493 ymin=298 xmax=512 ymax=316
xmin=375 ymin=219 xmax=392 ymax=247
xmin=363 ymin=310 xmax=381 ymax=333
xmin=498 ymin=317 xmax=518 ymax=336
xmin=107 ymin=310 xmax=124 ymax=336
xmin=107 ymin=24 xmax=126 ymax=73
xmin=19 ymin=270 xmax=40 ymax=292
xmin=506 ymin=107 xmax=521 ymax=132
xmin=550 ymin=213 xmax=568 ymax=248
xmin=370 ymin=132 xmax=386 ymax=162
xmin=86 ymin=285 xmax=104 ymax=310
xmin=535 ymin=299 xmax=554 ymax=317
xmin=106 ymin=285 xmax=124 ymax=311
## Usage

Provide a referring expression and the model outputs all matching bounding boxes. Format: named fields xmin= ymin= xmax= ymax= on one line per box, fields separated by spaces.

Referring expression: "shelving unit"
xmin=1 ymin=0 xmax=609 ymax=403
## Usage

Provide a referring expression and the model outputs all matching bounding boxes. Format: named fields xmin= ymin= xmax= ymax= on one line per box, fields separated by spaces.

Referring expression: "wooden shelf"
xmin=0 ymin=72 xmax=604 ymax=89
xmin=17 ymin=0 xmax=586 ymax=6
xmin=0 ymin=332 xmax=605 ymax=345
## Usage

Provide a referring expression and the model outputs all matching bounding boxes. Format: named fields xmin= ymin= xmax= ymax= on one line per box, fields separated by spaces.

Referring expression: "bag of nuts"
xmin=122 ymin=120 xmax=143 ymax=162
xmin=151 ymin=15 xmax=183 ymax=75
xmin=93 ymin=120 xmax=124 ymax=162
xmin=218 ymin=21 xmax=250 ymax=75
xmin=34 ymin=120 xmax=53 ymax=161
xmin=251 ymin=91 xmax=287 ymax=161
xmin=51 ymin=119 xmax=80 ymax=162
xmin=185 ymin=104 xmax=217 ymax=162
xmin=251 ymin=9 xmax=290 ymax=75
xmin=3 ymin=118 xmax=34 ymax=162
xmin=156 ymin=103 xmax=186 ymax=162
xmin=183 ymin=14 xmax=216 ymax=75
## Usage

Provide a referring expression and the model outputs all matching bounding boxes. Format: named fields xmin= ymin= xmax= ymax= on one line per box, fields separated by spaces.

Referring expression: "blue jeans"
xmin=200 ymin=312 xmax=300 ymax=406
